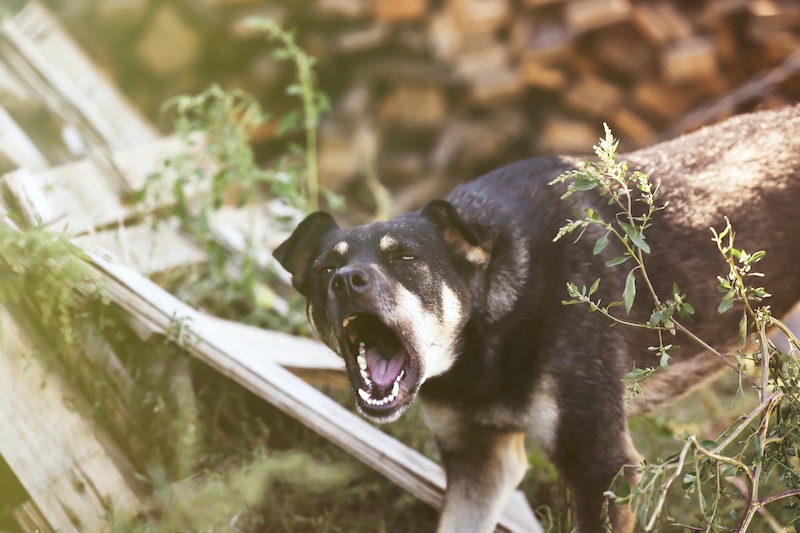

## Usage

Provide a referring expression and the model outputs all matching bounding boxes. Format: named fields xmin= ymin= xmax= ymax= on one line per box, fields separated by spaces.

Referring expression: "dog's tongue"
xmin=366 ymin=348 xmax=404 ymax=388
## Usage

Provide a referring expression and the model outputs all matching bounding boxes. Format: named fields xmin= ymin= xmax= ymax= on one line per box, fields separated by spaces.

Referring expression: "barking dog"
xmin=274 ymin=106 xmax=800 ymax=532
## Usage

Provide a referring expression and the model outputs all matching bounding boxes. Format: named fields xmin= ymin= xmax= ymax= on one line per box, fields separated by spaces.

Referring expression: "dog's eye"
xmin=316 ymin=266 xmax=337 ymax=276
xmin=391 ymin=252 xmax=416 ymax=263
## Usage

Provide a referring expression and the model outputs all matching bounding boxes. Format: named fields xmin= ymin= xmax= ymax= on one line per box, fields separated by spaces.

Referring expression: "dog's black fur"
xmin=274 ymin=106 xmax=800 ymax=532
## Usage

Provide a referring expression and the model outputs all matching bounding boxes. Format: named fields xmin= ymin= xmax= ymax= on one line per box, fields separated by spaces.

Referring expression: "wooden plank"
xmin=205 ymin=316 xmax=344 ymax=372
xmin=631 ymin=81 xmax=694 ymax=122
xmin=631 ymin=2 xmax=693 ymax=46
xmin=667 ymin=48 xmax=800 ymax=136
xmin=204 ymin=316 xmax=348 ymax=390
xmin=537 ymin=116 xmax=599 ymax=154
xmin=112 ymin=133 xmax=209 ymax=194
xmin=1 ymin=136 xmax=207 ymax=235
xmin=0 ymin=307 xmax=142 ymax=533
xmin=379 ymin=84 xmax=447 ymax=128
xmin=564 ymin=0 xmax=631 ymax=33
xmin=450 ymin=0 xmax=512 ymax=36
xmin=207 ymin=202 xmax=296 ymax=284
xmin=73 ymin=221 xmax=208 ymax=276
xmin=316 ymin=0 xmax=372 ymax=19
xmin=0 ymin=106 xmax=49 ymax=171
xmin=589 ymin=26 xmax=653 ymax=76
xmin=83 ymin=249 xmax=542 ymax=533
xmin=518 ymin=58 xmax=568 ymax=90
xmin=609 ymin=107 xmax=658 ymax=147
xmin=662 ymin=37 xmax=719 ymax=84
xmin=563 ymin=75 xmax=624 ymax=117
xmin=3 ymin=1 xmax=158 ymax=148
xmin=12 ymin=500 xmax=49 ymax=533
xmin=374 ymin=0 xmax=427 ymax=21
xmin=6 ymin=164 xmax=126 ymax=235
xmin=0 ymin=2 xmax=159 ymax=197
xmin=511 ymin=14 xmax=572 ymax=61
xmin=454 ymin=35 xmax=524 ymax=104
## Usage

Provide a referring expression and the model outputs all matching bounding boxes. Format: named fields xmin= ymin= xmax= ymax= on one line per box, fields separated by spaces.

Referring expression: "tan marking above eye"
xmin=333 ymin=241 xmax=349 ymax=255
xmin=379 ymin=234 xmax=398 ymax=252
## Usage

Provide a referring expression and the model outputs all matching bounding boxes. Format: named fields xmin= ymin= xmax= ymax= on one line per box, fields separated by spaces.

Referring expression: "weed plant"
xmin=551 ymin=125 xmax=800 ymax=531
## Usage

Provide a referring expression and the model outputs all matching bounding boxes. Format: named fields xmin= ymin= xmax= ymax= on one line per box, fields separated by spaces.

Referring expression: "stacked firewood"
xmin=51 ymin=0 xmax=800 ymax=212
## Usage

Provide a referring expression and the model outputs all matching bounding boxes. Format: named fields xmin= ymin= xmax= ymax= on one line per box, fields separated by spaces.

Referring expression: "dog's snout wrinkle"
xmin=331 ymin=265 xmax=371 ymax=300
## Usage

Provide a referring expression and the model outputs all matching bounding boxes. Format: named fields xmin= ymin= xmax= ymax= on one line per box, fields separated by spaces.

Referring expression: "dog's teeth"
xmin=343 ymin=315 xmax=357 ymax=328
xmin=358 ymin=383 xmax=401 ymax=406
xmin=358 ymin=341 xmax=366 ymax=356
xmin=398 ymin=370 xmax=405 ymax=381
xmin=360 ymin=369 xmax=371 ymax=385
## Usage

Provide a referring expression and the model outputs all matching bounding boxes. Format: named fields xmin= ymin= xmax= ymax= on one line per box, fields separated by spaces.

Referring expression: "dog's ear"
xmin=274 ymin=212 xmax=340 ymax=295
xmin=421 ymin=200 xmax=493 ymax=266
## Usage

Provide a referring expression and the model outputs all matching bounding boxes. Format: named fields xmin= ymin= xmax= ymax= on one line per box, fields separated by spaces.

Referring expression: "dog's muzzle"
xmin=328 ymin=264 xmax=420 ymax=422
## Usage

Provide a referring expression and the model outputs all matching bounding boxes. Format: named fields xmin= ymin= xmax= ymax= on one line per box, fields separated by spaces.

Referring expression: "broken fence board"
xmin=0 ymin=307 xmax=142 ymax=533
xmin=3 ymin=1 xmax=158 ymax=150
xmin=73 ymin=220 xmax=208 ymax=277
xmin=84 ymin=249 xmax=541 ymax=533
xmin=206 ymin=316 xmax=344 ymax=372
xmin=0 ymin=106 xmax=49 ymax=171
xmin=1 ymin=136 xmax=208 ymax=235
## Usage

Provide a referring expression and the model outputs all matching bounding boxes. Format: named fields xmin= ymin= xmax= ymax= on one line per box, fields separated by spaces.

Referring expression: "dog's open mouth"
xmin=342 ymin=314 xmax=418 ymax=420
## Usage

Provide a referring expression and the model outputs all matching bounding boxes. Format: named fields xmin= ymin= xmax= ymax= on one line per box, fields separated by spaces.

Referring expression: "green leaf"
xmin=572 ymin=178 xmax=598 ymax=192
xmin=618 ymin=221 xmax=636 ymax=238
xmin=630 ymin=231 xmax=650 ymax=253
xmin=660 ymin=351 xmax=670 ymax=368
xmin=623 ymin=269 xmax=637 ymax=314
xmin=605 ymin=255 xmax=630 ymax=267
xmin=593 ymin=232 xmax=609 ymax=255
xmin=649 ymin=309 xmax=663 ymax=327
xmin=739 ymin=311 xmax=748 ymax=347
xmin=610 ymin=477 xmax=631 ymax=503
xmin=618 ymin=221 xmax=650 ymax=253
xmin=277 ymin=111 xmax=300 ymax=136
xmin=589 ymin=278 xmax=601 ymax=296
xmin=718 ymin=292 xmax=735 ymax=314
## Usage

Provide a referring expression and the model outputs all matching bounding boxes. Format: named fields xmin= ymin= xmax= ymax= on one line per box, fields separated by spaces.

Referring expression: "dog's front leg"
xmin=425 ymin=403 xmax=528 ymax=533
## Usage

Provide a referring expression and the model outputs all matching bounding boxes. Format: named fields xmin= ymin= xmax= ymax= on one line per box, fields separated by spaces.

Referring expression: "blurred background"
xmin=1 ymin=1 xmax=800 ymax=532
xmin=5 ymin=0 xmax=800 ymax=214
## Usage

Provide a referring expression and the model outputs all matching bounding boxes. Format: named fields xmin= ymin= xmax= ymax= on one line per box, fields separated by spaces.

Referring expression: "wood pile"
xmin=47 ymin=0 xmax=800 ymax=212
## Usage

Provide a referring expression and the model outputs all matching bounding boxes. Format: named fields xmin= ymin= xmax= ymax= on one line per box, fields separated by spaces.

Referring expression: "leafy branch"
xmin=552 ymin=125 xmax=800 ymax=531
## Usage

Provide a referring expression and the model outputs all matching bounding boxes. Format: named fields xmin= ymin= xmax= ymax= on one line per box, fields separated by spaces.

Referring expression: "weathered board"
xmin=1 ymin=1 xmax=158 ymax=150
xmin=0 ymin=307 xmax=142 ymax=532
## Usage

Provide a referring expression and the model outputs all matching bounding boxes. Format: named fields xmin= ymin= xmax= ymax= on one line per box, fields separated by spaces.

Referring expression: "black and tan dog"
xmin=273 ymin=105 xmax=800 ymax=532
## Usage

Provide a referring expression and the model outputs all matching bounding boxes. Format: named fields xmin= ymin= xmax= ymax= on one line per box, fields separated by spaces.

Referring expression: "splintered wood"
xmin=0 ymin=308 xmax=143 ymax=533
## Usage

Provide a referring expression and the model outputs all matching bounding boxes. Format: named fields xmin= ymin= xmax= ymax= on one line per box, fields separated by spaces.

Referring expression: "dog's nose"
xmin=331 ymin=265 xmax=370 ymax=300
